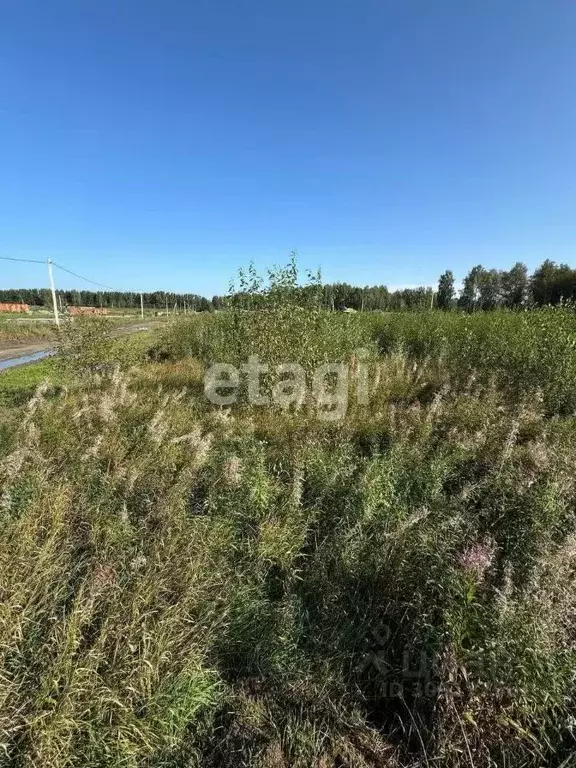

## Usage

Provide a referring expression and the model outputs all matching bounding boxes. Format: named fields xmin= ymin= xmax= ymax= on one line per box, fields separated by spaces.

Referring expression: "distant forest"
xmin=0 ymin=289 xmax=213 ymax=313
xmin=1 ymin=259 xmax=575 ymax=312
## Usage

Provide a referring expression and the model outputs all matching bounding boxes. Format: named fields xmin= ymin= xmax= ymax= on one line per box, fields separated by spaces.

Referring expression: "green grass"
xmin=0 ymin=309 xmax=575 ymax=767
xmin=0 ymin=316 xmax=58 ymax=343
xmin=0 ymin=315 xmax=163 ymax=344
xmin=367 ymin=307 xmax=576 ymax=414
xmin=0 ymin=358 xmax=61 ymax=407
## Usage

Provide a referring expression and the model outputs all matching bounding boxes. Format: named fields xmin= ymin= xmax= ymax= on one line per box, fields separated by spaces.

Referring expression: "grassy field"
xmin=0 ymin=303 xmax=575 ymax=767
xmin=0 ymin=359 xmax=61 ymax=407
xmin=0 ymin=316 xmax=58 ymax=344
xmin=0 ymin=314 xmax=169 ymax=346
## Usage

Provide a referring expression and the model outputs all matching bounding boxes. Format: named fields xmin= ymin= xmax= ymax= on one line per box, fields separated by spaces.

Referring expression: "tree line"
xmin=218 ymin=259 xmax=576 ymax=311
xmin=316 ymin=259 xmax=576 ymax=312
xmin=436 ymin=259 xmax=576 ymax=311
xmin=0 ymin=288 xmax=212 ymax=312
xmin=2 ymin=259 xmax=575 ymax=313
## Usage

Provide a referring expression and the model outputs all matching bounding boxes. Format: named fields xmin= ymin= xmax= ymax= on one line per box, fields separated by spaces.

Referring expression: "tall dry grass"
xmin=0 ymin=294 xmax=576 ymax=766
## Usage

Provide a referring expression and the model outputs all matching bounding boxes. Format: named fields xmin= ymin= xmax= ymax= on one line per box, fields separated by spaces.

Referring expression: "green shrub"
xmin=367 ymin=308 xmax=576 ymax=414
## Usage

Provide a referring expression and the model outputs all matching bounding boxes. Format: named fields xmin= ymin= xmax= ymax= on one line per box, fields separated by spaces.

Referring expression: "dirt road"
xmin=0 ymin=340 xmax=53 ymax=363
xmin=0 ymin=323 xmax=154 ymax=365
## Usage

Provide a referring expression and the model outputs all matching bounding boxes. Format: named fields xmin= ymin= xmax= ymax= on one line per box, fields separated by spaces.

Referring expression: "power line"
xmin=51 ymin=261 xmax=153 ymax=321
xmin=1 ymin=254 xmax=183 ymax=302
xmin=51 ymin=261 xmax=130 ymax=293
xmin=0 ymin=255 xmax=187 ymax=322
xmin=55 ymin=265 xmax=183 ymax=300
xmin=0 ymin=255 xmax=45 ymax=264
xmin=0 ymin=255 xmax=136 ymax=292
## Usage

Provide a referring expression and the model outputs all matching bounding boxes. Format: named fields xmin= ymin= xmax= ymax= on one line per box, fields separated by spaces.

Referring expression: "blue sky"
xmin=1 ymin=0 xmax=575 ymax=296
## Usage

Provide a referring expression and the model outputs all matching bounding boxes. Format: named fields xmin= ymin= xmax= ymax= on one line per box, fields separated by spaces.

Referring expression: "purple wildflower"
xmin=458 ymin=539 xmax=496 ymax=580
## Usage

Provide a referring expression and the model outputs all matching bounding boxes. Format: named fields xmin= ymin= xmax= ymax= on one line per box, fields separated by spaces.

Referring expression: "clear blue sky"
xmin=1 ymin=0 xmax=575 ymax=296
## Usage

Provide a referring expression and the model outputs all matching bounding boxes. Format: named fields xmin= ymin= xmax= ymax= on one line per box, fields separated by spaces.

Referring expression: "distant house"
xmin=0 ymin=302 xmax=29 ymax=313
xmin=68 ymin=306 xmax=108 ymax=316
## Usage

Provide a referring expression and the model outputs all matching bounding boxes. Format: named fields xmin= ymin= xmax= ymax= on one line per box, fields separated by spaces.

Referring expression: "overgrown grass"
xmin=367 ymin=308 xmax=576 ymax=415
xmin=0 ymin=306 xmax=575 ymax=767
xmin=0 ymin=316 xmax=57 ymax=343
xmin=0 ymin=315 xmax=151 ymax=344
xmin=0 ymin=358 xmax=61 ymax=407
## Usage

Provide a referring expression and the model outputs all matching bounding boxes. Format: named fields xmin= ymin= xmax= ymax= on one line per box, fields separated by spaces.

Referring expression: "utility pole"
xmin=165 ymin=295 xmax=169 ymax=317
xmin=47 ymin=259 xmax=60 ymax=327
xmin=140 ymin=292 xmax=144 ymax=319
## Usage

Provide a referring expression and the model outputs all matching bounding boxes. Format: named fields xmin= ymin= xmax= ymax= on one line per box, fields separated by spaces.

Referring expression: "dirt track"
xmin=0 ymin=323 xmax=154 ymax=365
xmin=0 ymin=340 xmax=53 ymax=363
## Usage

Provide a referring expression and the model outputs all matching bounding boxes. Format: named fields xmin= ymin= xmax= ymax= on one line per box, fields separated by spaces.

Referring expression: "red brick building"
xmin=0 ymin=303 xmax=29 ymax=313
xmin=68 ymin=306 xmax=109 ymax=316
